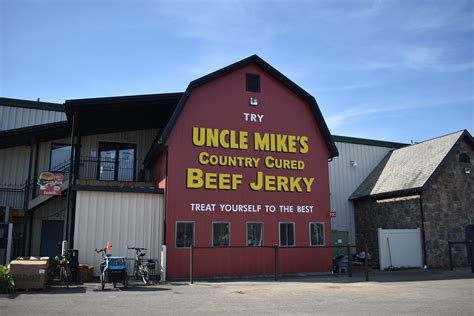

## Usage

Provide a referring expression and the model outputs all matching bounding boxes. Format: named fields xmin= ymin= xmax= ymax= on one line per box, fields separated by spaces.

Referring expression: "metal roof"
xmin=0 ymin=97 xmax=64 ymax=112
xmin=332 ymin=135 xmax=407 ymax=149
xmin=350 ymin=130 xmax=472 ymax=199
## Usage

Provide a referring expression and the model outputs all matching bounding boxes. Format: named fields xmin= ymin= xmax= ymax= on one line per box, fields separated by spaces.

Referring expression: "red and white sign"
xmin=38 ymin=172 xmax=64 ymax=195
xmin=330 ymin=211 xmax=337 ymax=218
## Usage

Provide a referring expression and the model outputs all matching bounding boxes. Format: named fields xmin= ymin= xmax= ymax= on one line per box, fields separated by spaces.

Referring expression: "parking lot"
xmin=1 ymin=268 xmax=473 ymax=315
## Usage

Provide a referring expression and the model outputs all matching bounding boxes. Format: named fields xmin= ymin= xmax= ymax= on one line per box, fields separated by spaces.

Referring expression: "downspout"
xmin=69 ymin=125 xmax=81 ymax=249
xmin=23 ymin=137 xmax=36 ymax=255
xmin=163 ymin=145 xmax=169 ymax=246
xmin=32 ymin=140 xmax=40 ymax=200
xmin=419 ymin=190 xmax=428 ymax=267
xmin=64 ymin=114 xmax=76 ymax=243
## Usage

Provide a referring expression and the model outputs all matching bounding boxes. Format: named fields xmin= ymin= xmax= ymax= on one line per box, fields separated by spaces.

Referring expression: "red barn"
xmin=147 ymin=55 xmax=338 ymax=279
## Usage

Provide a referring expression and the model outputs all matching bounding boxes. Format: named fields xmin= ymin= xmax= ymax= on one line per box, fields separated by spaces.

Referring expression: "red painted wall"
xmin=161 ymin=63 xmax=332 ymax=279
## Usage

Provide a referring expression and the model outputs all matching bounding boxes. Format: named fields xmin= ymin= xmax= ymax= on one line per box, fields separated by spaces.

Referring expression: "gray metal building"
xmin=329 ymin=135 xmax=407 ymax=245
xmin=0 ymin=97 xmax=65 ymax=131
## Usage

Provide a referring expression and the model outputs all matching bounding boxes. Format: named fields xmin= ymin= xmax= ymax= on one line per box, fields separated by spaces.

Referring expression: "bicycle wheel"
xmin=123 ymin=274 xmax=128 ymax=288
xmin=100 ymin=272 xmax=105 ymax=291
xmin=65 ymin=267 xmax=70 ymax=288
xmin=134 ymin=261 xmax=140 ymax=280
xmin=141 ymin=265 xmax=150 ymax=285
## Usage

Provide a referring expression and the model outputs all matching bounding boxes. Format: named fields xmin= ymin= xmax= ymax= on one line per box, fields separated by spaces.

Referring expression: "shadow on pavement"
xmin=190 ymin=267 xmax=473 ymax=285
xmin=5 ymin=285 xmax=87 ymax=299
xmin=278 ymin=267 xmax=474 ymax=284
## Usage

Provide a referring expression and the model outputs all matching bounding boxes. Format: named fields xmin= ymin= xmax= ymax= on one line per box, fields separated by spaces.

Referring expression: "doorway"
xmin=40 ymin=220 xmax=64 ymax=258
xmin=466 ymin=225 xmax=474 ymax=264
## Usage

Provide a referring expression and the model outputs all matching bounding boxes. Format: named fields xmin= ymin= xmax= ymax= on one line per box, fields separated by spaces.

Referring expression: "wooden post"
xmin=274 ymin=245 xmax=279 ymax=281
xmin=347 ymin=244 xmax=352 ymax=277
xmin=469 ymin=241 xmax=474 ymax=273
xmin=189 ymin=244 xmax=194 ymax=284
xmin=364 ymin=244 xmax=369 ymax=282
xmin=448 ymin=241 xmax=453 ymax=271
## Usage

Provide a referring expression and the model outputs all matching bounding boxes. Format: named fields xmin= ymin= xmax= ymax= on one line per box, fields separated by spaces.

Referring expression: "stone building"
xmin=350 ymin=130 xmax=473 ymax=268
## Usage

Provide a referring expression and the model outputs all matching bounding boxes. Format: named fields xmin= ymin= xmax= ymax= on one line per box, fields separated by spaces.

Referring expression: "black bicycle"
xmin=55 ymin=250 xmax=71 ymax=288
xmin=128 ymin=247 xmax=153 ymax=284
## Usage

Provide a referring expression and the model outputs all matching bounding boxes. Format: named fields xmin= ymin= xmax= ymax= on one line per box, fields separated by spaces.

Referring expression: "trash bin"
xmin=67 ymin=249 xmax=79 ymax=282
xmin=10 ymin=258 xmax=49 ymax=290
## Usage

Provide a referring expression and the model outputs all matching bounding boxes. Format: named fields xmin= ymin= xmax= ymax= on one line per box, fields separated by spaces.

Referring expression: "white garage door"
xmin=74 ymin=191 xmax=164 ymax=276
xmin=378 ymin=228 xmax=423 ymax=270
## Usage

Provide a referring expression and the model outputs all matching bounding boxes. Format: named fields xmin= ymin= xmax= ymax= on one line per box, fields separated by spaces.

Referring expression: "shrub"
xmin=0 ymin=265 xmax=15 ymax=293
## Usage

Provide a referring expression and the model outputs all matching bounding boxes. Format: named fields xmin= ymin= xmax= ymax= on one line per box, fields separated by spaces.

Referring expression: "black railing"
xmin=77 ymin=156 xmax=147 ymax=182
xmin=188 ymin=244 xmax=371 ymax=283
xmin=0 ymin=183 xmax=28 ymax=209
xmin=448 ymin=241 xmax=474 ymax=273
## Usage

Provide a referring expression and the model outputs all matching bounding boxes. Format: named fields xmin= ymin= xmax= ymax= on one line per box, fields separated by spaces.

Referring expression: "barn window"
xmin=213 ymin=222 xmax=230 ymax=247
xmin=176 ymin=222 xmax=194 ymax=248
xmin=279 ymin=222 xmax=295 ymax=247
xmin=246 ymin=73 xmax=260 ymax=92
xmin=309 ymin=222 xmax=325 ymax=246
xmin=459 ymin=153 xmax=470 ymax=164
xmin=247 ymin=222 xmax=263 ymax=246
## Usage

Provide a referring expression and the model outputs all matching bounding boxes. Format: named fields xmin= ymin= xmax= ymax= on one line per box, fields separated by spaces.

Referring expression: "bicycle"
xmin=56 ymin=250 xmax=71 ymax=288
xmin=128 ymin=247 xmax=152 ymax=284
xmin=95 ymin=247 xmax=128 ymax=290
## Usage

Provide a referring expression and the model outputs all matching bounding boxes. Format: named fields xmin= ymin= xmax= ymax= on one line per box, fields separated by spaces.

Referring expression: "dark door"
xmin=40 ymin=220 xmax=64 ymax=258
xmin=466 ymin=225 xmax=474 ymax=264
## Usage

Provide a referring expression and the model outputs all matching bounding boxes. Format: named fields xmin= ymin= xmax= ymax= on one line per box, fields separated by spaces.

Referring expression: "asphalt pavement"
xmin=1 ymin=268 xmax=473 ymax=315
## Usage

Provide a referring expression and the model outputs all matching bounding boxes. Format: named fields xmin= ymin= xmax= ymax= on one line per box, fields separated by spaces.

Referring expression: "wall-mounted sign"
xmin=330 ymin=211 xmax=337 ymax=218
xmin=187 ymin=127 xmax=314 ymax=193
xmin=38 ymin=172 xmax=64 ymax=195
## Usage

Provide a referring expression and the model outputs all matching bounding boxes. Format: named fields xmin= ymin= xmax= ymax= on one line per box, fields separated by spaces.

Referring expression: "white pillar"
xmin=6 ymin=223 xmax=13 ymax=264
xmin=161 ymin=245 xmax=167 ymax=282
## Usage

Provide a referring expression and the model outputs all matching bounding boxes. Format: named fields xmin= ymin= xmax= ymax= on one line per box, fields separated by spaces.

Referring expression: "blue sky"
xmin=1 ymin=0 xmax=473 ymax=143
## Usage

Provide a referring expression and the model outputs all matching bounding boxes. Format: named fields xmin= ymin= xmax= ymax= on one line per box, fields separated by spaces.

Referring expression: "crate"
xmin=10 ymin=259 xmax=49 ymax=290
xmin=77 ymin=264 xmax=94 ymax=282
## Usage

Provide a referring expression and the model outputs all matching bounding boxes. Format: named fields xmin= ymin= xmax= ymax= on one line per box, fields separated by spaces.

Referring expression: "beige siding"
xmin=0 ymin=146 xmax=30 ymax=186
xmin=0 ymin=105 xmax=65 ymax=131
xmin=0 ymin=137 xmax=71 ymax=186
xmin=80 ymin=129 xmax=158 ymax=162
xmin=74 ymin=191 xmax=164 ymax=276
xmin=30 ymin=196 xmax=67 ymax=256
xmin=79 ymin=129 xmax=158 ymax=180
xmin=329 ymin=142 xmax=395 ymax=244
xmin=36 ymin=138 xmax=71 ymax=174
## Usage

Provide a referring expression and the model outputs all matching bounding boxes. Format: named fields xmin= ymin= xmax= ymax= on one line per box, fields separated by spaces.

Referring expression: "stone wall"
xmin=354 ymin=196 xmax=421 ymax=265
xmin=354 ymin=137 xmax=474 ymax=269
xmin=422 ymin=139 xmax=474 ymax=267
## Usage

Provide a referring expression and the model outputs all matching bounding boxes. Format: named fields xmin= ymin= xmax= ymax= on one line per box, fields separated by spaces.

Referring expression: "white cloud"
xmin=403 ymin=1 xmax=474 ymax=32
xmin=326 ymin=97 xmax=474 ymax=128
xmin=364 ymin=45 xmax=473 ymax=72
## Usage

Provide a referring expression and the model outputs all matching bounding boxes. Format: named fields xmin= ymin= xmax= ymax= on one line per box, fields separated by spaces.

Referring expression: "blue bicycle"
xmin=95 ymin=248 xmax=128 ymax=290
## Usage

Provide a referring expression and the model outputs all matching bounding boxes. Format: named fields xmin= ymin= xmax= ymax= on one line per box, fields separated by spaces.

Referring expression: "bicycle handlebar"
xmin=127 ymin=247 xmax=147 ymax=251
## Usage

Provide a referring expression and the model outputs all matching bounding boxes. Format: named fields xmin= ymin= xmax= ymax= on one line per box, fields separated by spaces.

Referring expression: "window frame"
xmin=97 ymin=141 xmax=137 ymax=181
xmin=246 ymin=222 xmax=264 ymax=247
xmin=49 ymin=143 xmax=71 ymax=172
xmin=459 ymin=153 xmax=471 ymax=164
xmin=245 ymin=73 xmax=261 ymax=92
xmin=309 ymin=222 xmax=325 ymax=247
xmin=279 ymin=222 xmax=295 ymax=247
xmin=212 ymin=221 xmax=230 ymax=247
xmin=175 ymin=221 xmax=195 ymax=249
